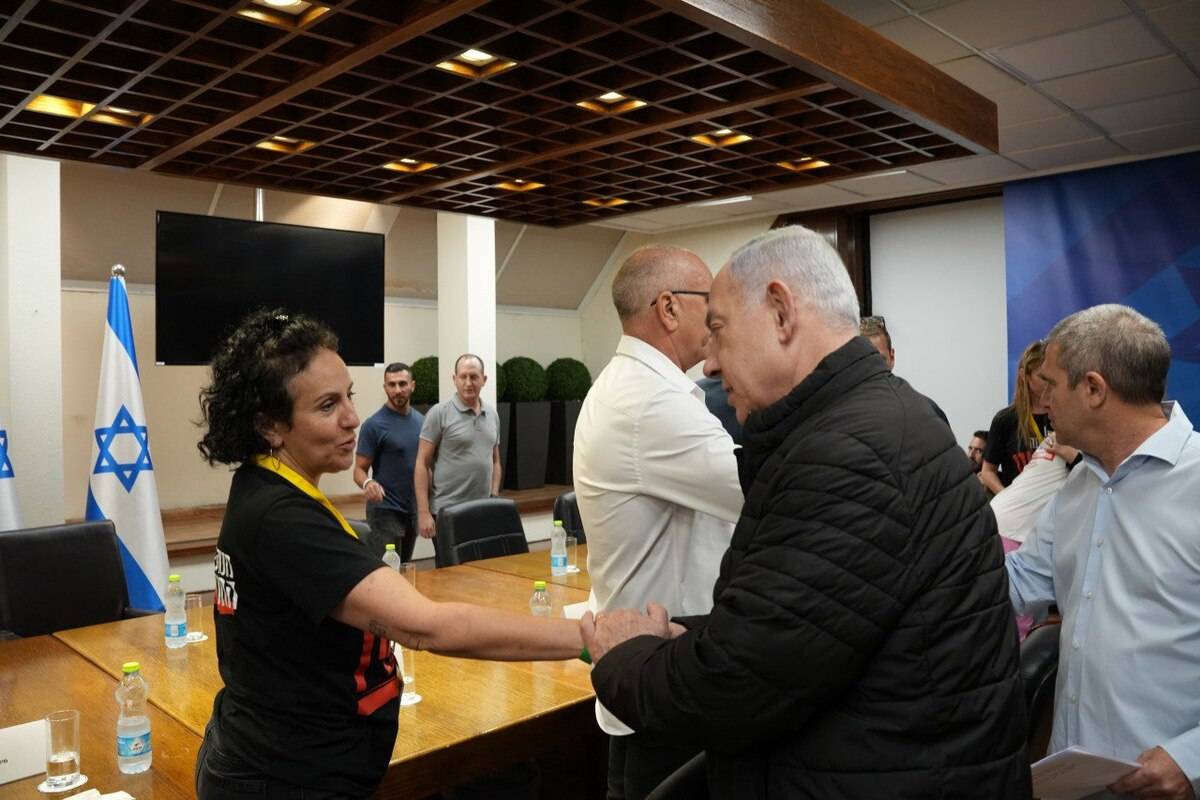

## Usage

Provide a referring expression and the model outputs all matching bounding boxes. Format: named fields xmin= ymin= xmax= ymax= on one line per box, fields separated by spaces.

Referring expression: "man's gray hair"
xmin=727 ymin=226 xmax=860 ymax=330
xmin=1047 ymin=304 xmax=1170 ymax=405
xmin=611 ymin=245 xmax=700 ymax=321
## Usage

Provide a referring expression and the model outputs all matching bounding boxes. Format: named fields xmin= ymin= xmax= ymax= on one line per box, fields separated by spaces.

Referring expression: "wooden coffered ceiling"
xmin=0 ymin=0 xmax=997 ymax=227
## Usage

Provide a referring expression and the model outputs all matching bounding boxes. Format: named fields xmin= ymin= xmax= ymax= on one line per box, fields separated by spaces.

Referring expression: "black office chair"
xmin=434 ymin=498 xmax=529 ymax=568
xmin=645 ymin=752 xmax=709 ymax=800
xmin=1020 ymin=621 xmax=1060 ymax=761
xmin=0 ymin=520 xmax=156 ymax=638
xmin=552 ymin=490 xmax=586 ymax=545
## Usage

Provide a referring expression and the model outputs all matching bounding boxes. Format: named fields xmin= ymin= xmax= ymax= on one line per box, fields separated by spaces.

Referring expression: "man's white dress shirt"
xmin=574 ymin=335 xmax=743 ymax=735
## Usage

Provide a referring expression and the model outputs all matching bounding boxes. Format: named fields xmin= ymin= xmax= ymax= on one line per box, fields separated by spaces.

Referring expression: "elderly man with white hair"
xmin=582 ymin=226 xmax=1029 ymax=799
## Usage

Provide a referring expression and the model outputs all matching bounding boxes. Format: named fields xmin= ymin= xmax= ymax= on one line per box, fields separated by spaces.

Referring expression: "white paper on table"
xmin=1032 ymin=746 xmax=1140 ymax=799
xmin=561 ymin=600 xmax=590 ymax=620
xmin=0 ymin=719 xmax=45 ymax=785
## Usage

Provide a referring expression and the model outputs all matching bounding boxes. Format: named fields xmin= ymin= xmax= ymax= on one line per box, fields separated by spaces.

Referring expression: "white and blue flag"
xmin=0 ymin=413 xmax=20 ymax=531
xmin=86 ymin=268 xmax=169 ymax=611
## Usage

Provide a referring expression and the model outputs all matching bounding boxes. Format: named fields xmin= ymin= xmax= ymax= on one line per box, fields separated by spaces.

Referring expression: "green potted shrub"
xmin=494 ymin=360 xmax=510 ymax=481
xmin=544 ymin=357 xmax=591 ymax=485
xmin=409 ymin=356 xmax=438 ymax=413
xmin=501 ymin=356 xmax=549 ymax=490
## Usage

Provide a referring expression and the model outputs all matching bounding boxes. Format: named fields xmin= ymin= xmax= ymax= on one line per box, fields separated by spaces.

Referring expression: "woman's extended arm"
xmin=331 ymin=567 xmax=585 ymax=661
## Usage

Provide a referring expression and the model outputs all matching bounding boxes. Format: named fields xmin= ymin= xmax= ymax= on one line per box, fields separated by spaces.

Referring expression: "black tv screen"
xmin=155 ymin=211 xmax=384 ymax=366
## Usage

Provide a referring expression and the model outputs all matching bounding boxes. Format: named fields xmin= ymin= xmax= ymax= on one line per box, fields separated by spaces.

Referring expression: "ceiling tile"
xmin=938 ymin=56 xmax=1026 ymax=97
xmin=762 ymin=183 xmax=868 ymax=209
xmin=1149 ymin=0 xmax=1200 ymax=50
xmin=1086 ymin=88 xmax=1200 ymax=133
xmin=994 ymin=87 xmax=1067 ymax=126
xmin=1037 ymin=55 xmax=1200 ymax=110
xmin=872 ymin=17 xmax=973 ymax=64
xmin=1007 ymin=137 xmax=1125 ymax=170
xmin=1000 ymin=114 xmax=1098 ymax=151
xmin=828 ymin=169 xmax=944 ymax=196
xmin=599 ymin=217 xmax=671 ymax=233
xmin=821 ymin=0 xmax=909 ymax=26
xmin=993 ymin=16 xmax=1168 ymax=81
xmin=1112 ymin=120 xmax=1200 ymax=152
xmin=907 ymin=153 xmax=1029 ymax=184
xmin=924 ymin=0 xmax=1129 ymax=50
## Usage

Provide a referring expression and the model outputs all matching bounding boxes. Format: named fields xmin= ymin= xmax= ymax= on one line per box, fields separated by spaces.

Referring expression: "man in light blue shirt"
xmin=1008 ymin=304 xmax=1200 ymax=800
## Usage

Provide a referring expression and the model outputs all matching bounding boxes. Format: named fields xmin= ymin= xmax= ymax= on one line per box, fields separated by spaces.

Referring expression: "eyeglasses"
xmin=650 ymin=290 xmax=710 ymax=307
xmin=861 ymin=315 xmax=886 ymax=326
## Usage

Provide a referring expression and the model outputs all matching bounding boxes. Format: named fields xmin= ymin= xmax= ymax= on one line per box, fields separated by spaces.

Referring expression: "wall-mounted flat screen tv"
xmin=155 ymin=211 xmax=384 ymax=366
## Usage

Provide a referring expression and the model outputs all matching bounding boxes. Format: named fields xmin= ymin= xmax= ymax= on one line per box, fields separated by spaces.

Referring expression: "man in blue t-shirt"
xmin=354 ymin=363 xmax=424 ymax=560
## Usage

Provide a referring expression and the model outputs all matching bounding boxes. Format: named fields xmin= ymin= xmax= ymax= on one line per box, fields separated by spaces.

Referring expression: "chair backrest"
xmin=0 ymin=520 xmax=132 ymax=637
xmin=434 ymin=498 xmax=528 ymax=568
xmin=552 ymin=490 xmax=586 ymax=544
xmin=1020 ymin=621 xmax=1060 ymax=761
xmin=645 ymin=751 xmax=708 ymax=800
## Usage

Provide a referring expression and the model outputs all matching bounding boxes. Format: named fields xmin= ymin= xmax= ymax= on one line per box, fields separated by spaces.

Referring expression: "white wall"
xmin=869 ymin=197 xmax=1009 ymax=447
xmin=61 ymin=287 xmax=581 ymax=514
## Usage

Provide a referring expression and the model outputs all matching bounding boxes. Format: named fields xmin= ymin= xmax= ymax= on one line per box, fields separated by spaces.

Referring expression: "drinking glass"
xmin=185 ymin=594 xmax=208 ymax=643
xmin=397 ymin=563 xmax=421 ymax=706
xmin=42 ymin=709 xmax=82 ymax=791
xmin=565 ymin=536 xmax=579 ymax=574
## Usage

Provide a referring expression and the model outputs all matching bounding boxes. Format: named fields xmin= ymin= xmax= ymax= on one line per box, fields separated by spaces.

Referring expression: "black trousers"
xmin=607 ymin=733 xmax=701 ymax=800
xmin=366 ymin=506 xmax=417 ymax=561
xmin=195 ymin=721 xmax=364 ymax=800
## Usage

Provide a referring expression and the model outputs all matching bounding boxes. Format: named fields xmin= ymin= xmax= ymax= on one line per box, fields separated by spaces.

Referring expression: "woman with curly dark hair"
xmin=194 ymin=308 xmax=586 ymax=799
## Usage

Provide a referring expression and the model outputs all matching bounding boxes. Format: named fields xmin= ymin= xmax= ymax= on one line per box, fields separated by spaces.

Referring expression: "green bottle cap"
xmin=122 ymin=661 xmax=140 ymax=674
xmin=534 ymin=580 xmax=547 ymax=590
xmin=168 ymin=574 xmax=181 ymax=583
xmin=385 ymin=544 xmax=396 ymax=551
xmin=553 ymin=520 xmax=564 ymax=527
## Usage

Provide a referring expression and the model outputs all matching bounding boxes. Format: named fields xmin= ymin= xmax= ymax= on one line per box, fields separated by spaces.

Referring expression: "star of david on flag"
xmin=0 ymin=420 xmax=20 ymax=531
xmin=86 ymin=269 xmax=169 ymax=611
xmin=0 ymin=429 xmax=13 ymax=479
xmin=93 ymin=405 xmax=154 ymax=492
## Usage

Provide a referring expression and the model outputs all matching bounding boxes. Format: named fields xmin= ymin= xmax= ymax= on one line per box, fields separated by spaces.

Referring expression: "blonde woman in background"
xmin=980 ymin=340 xmax=1051 ymax=495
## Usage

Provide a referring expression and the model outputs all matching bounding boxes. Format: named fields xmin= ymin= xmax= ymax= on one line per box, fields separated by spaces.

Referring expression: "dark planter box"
xmin=497 ymin=401 xmax=511 ymax=480
xmin=545 ymin=400 xmax=582 ymax=485
xmin=504 ymin=401 xmax=550 ymax=490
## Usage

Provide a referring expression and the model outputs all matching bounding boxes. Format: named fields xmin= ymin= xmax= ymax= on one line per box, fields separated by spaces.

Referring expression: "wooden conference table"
xmin=2 ymin=550 xmax=595 ymax=799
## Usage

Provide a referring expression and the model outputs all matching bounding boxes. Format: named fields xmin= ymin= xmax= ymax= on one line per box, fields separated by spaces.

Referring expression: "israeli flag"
xmin=86 ymin=269 xmax=169 ymax=611
xmin=0 ymin=414 xmax=21 ymax=532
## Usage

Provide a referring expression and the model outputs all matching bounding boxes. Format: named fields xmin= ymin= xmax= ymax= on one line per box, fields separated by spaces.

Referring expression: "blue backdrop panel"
xmin=1004 ymin=151 xmax=1200 ymax=413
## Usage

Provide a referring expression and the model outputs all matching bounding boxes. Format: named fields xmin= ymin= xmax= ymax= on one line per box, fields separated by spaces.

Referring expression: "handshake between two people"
xmin=579 ymin=602 xmax=688 ymax=663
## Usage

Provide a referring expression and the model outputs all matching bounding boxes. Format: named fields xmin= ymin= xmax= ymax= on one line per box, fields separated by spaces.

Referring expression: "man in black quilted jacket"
xmin=583 ymin=225 xmax=1030 ymax=799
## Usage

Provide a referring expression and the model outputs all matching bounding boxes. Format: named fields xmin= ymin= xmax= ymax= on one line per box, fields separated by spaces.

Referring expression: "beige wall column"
xmin=436 ymin=213 xmax=496 ymax=405
xmin=0 ymin=154 xmax=64 ymax=524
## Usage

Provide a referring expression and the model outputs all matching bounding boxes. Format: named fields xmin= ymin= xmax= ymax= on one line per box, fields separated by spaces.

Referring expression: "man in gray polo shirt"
xmin=414 ymin=353 xmax=502 ymax=547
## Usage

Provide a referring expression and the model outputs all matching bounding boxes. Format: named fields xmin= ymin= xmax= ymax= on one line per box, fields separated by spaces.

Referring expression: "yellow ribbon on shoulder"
xmin=253 ymin=454 xmax=358 ymax=540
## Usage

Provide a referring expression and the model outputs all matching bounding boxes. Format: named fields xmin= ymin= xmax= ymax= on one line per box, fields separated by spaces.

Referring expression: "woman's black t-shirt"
xmin=984 ymin=405 xmax=1051 ymax=487
xmin=209 ymin=464 xmax=399 ymax=796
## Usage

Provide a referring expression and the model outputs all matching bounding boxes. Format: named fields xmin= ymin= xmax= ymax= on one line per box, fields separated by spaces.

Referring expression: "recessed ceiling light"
xmin=255 ymin=135 xmax=316 ymax=154
xmin=689 ymin=195 xmax=753 ymax=208
xmin=436 ymin=49 xmax=517 ymax=79
xmin=26 ymin=94 xmax=153 ymax=128
xmin=239 ymin=1 xmax=328 ymax=28
xmin=495 ymin=179 xmax=545 ymax=192
xmin=459 ymin=49 xmax=496 ymax=65
xmin=776 ymin=157 xmax=830 ymax=172
xmin=690 ymin=128 xmax=752 ymax=148
xmin=383 ymin=158 xmax=437 ymax=173
xmin=583 ymin=197 xmax=629 ymax=208
xmin=577 ymin=91 xmax=647 ymax=115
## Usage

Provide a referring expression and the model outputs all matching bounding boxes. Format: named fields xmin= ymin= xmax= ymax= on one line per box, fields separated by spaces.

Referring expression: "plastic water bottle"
xmin=382 ymin=543 xmax=402 ymax=571
xmin=115 ymin=661 xmax=152 ymax=774
xmin=164 ymin=574 xmax=187 ymax=649
xmin=530 ymin=580 xmax=552 ymax=617
xmin=550 ymin=521 xmax=568 ymax=576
